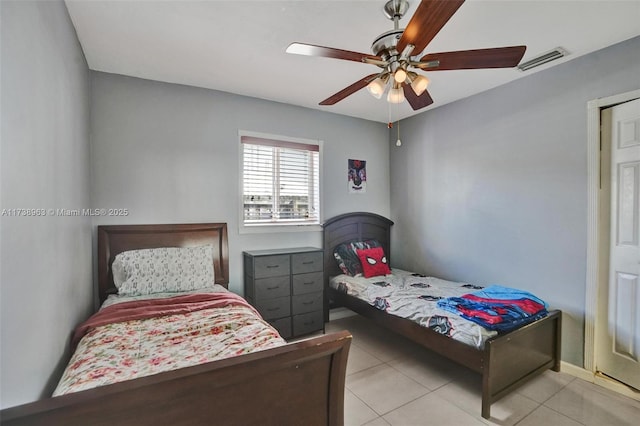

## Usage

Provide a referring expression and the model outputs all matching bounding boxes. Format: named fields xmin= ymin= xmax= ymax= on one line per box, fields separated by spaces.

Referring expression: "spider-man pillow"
xmin=333 ymin=239 xmax=381 ymax=276
xmin=356 ymin=246 xmax=391 ymax=278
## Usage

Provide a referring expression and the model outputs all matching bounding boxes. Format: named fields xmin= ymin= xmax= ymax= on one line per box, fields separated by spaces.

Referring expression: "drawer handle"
xmin=267 ymin=307 xmax=280 ymax=312
xmin=302 ymin=301 xmax=315 ymax=305
xmin=302 ymin=261 xmax=314 ymax=265
xmin=266 ymin=286 xmax=280 ymax=290
xmin=304 ymin=321 xmax=315 ymax=326
xmin=303 ymin=281 xmax=315 ymax=285
xmin=266 ymin=265 xmax=280 ymax=269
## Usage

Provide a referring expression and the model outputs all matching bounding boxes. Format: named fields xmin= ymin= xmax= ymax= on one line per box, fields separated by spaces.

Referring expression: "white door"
xmin=598 ymin=98 xmax=640 ymax=390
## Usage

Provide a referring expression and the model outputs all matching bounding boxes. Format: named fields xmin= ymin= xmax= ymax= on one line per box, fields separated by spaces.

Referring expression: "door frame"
xmin=585 ymin=89 xmax=640 ymax=373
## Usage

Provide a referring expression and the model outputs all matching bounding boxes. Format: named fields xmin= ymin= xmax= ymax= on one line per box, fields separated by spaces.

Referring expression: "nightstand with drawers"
xmin=243 ymin=247 xmax=324 ymax=339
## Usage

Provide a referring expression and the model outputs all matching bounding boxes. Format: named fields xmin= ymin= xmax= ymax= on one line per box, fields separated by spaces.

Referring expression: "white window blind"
xmin=241 ymin=135 xmax=320 ymax=226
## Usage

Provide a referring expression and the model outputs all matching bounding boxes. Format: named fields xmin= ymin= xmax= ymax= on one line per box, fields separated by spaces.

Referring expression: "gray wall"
xmin=0 ymin=0 xmax=92 ymax=408
xmin=2 ymin=0 xmax=633 ymax=409
xmin=90 ymin=72 xmax=391 ymax=296
xmin=0 ymin=3 xmax=389 ymax=407
xmin=390 ymin=36 xmax=640 ymax=366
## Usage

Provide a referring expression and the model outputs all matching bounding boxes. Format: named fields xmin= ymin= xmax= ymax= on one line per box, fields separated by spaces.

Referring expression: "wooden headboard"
xmin=322 ymin=212 xmax=394 ymax=319
xmin=97 ymin=223 xmax=229 ymax=304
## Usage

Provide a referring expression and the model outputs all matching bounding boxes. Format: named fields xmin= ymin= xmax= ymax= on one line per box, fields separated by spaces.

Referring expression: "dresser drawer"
xmin=292 ymin=292 xmax=323 ymax=315
xmin=256 ymin=296 xmax=291 ymax=320
xmin=254 ymin=276 xmax=290 ymax=300
xmin=293 ymin=310 xmax=323 ymax=336
xmin=291 ymin=252 xmax=323 ymax=274
xmin=292 ymin=271 xmax=323 ymax=295
xmin=269 ymin=317 xmax=292 ymax=339
xmin=254 ymin=255 xmax=290 ymax=278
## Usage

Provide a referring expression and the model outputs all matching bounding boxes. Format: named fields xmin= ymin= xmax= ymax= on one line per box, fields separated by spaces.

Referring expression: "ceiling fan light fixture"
xmin=387 ymin=85 xmax=404 ymax=104
xmin=288 ymin=0 xmax=526 ymax=112
xmin=410 ymin=74 xmax=430 ymax=96
xmin=367 ymin=75 xmax=388 ymax=99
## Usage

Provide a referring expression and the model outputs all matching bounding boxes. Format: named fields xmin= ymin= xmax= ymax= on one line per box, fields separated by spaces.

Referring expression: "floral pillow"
xmin=333 ymin=239 xmax=381 ymax=276
xmin=356 ymin=246 xmax=391 ymax=278
xmin=112 ymin=245 xmax=215 ymax=296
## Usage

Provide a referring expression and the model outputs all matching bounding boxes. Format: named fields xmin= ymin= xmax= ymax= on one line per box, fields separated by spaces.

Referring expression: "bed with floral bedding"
xmin=2 ymin=223 xmax=351 ymax=426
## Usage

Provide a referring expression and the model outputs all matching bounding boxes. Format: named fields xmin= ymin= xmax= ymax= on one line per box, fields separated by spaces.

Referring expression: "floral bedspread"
xmin=330 ymin=269 xmax=498 ymax=349
xmin=53 ymin=293 xmax=285 ymax=396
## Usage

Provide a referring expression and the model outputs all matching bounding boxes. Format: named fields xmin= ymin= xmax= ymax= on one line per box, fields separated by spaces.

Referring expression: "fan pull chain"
xmin=387 ymin=100 xmax=401 ymax=147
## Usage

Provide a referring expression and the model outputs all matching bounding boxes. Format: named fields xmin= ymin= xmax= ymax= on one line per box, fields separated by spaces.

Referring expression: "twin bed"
xmin=1 ymin=223 xmax=351 ymax=426
xmin=323 ymin=212 xmax=562 ymax=419
xmin=2 ymin=214 xmax=562 ymax=424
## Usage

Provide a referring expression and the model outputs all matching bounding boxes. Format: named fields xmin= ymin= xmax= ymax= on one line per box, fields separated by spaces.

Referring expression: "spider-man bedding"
xmin=330 ymin=269 xmax=548 ymax=349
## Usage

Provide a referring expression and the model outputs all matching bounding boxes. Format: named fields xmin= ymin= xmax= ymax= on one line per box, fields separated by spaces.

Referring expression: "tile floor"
xmin=324 ymin=314 xmax=640 ymax=426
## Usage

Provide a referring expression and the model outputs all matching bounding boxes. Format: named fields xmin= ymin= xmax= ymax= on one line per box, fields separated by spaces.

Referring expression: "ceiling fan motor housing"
xmin=371 ymin=29 xmax=403 ymax=61
xmin=375 ymin=0 xmax=411 ymax=62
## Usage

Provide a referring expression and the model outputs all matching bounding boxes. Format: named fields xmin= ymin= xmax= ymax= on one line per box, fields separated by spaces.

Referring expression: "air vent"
xmin=517 ymin=47 xmax=567 ymax=71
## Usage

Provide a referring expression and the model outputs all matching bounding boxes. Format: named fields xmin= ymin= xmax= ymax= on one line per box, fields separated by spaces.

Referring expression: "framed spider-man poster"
xmin=348 ymin=159 xmax=366 ymax=193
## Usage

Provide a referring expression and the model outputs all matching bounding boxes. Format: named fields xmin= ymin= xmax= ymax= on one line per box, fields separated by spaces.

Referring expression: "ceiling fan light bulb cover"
xmin=387 ymin=87 xmax=404 ymax=103
xmin=394 ymin=68 xmax=407 ymax=83
xmin=367 ymin=77 xmax=386 ymax=99
xmin=411 ymin=75 xmax=429 ymax=96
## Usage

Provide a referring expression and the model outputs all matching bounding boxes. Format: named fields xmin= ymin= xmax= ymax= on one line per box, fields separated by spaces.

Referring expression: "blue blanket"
xmin=437 ymin=285 xmax=548 ymax=332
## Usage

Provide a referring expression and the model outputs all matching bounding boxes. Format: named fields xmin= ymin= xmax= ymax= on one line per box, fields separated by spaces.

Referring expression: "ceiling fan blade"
xmin=402 ymin=83 xmax=434 ymax=110
xmin=419 ymin=46 xmax=527 ymax=70
xmin=397 ymin=0 xmax=465 ymax=57
xmin=319 ymin=74 xmax=379 ymax=106
xmin=287 ymin=42 xmax=383 ymax=63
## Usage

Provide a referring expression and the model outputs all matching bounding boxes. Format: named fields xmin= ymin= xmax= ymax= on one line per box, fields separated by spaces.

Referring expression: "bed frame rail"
xmin=330 ymin=288 xmax=483 ymax=371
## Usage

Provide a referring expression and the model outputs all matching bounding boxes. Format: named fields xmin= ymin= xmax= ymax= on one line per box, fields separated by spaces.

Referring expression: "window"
xmin=240 ymin=133 xmax=321 ymax=230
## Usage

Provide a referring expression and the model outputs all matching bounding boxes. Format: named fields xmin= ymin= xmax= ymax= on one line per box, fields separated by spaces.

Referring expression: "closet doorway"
xmin=596 ymin=98 xmax=640 ymax=391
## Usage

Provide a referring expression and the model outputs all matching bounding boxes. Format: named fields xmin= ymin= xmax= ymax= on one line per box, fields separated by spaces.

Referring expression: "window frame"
xmin=238 ymin=130 xmax=323 ymax=234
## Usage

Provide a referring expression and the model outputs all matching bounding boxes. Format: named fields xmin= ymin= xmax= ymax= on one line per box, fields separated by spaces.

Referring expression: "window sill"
xmin=239 ymin=223 xmax=322 ymax=234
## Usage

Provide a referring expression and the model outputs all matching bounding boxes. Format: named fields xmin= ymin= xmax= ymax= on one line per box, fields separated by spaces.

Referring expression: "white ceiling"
xmin=65 ymin=0 xmax=640 ymax=123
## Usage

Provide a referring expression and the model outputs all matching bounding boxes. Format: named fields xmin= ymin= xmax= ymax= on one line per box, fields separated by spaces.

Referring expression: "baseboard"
xmin=560 ymin=361 xmax=640 ymax=402
xmin=560 ymin=361 xmax=594 ymax=382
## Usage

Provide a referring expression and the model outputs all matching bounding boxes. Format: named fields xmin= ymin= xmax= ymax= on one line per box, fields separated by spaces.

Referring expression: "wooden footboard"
xmin=482 ymin=309 xmax=562 ymax=418
xmin=0 ymin=331 xmax=352 ymax=426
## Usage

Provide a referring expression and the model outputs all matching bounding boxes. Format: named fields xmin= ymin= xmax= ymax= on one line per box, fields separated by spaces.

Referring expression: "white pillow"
xmin=112 ymin=245 xmax=215 ymax=296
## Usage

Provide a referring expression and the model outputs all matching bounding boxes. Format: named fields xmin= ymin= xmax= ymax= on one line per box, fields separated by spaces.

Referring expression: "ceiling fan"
xmin=286 ymin=0 xmax=526 ymax=111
